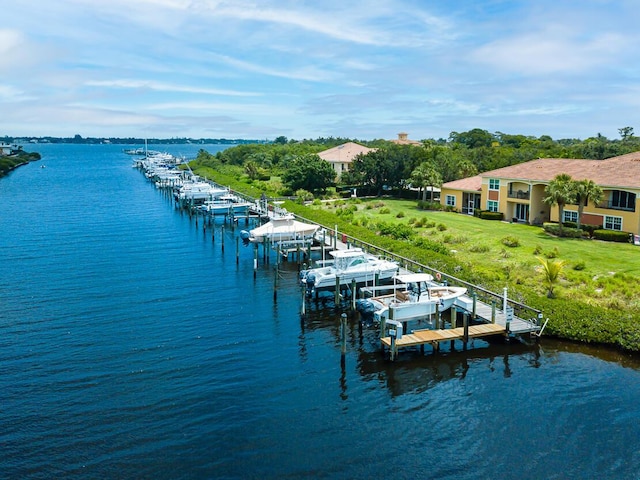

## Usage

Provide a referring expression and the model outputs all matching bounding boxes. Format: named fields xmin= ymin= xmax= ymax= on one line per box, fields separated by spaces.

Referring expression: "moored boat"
xmin=300 ymin=248 xmax=398 ymax=294
xmin=357 ymin=273 xmax=467 ymax=324
xmin=240 ymin=214 xmax=319 ymax=244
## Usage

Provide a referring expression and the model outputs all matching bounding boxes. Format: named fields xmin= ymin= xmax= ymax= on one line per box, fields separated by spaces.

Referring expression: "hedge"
xmin=478 ymin=211 xmax=504 ymax=221
xmin=593 ymin=229 xmax=631 ymax=243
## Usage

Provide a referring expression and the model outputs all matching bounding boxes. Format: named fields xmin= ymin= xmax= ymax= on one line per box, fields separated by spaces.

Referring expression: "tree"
xmin=281 ymin=154 xmax=335 ymax=193
xmin=619 ymin=126 xmax=634 ymax=141
xmin=346 ymin=148 xmax=399 ymax=196
xmin=538 ymin=257 xmax=565 ymax=298
xmin=574 ymin=179 xmax=604 ymax=229
xmin=409 ymin=162 xmax=442 ymax=201
xmin=543 ymin=174 xmax=576 ymax=236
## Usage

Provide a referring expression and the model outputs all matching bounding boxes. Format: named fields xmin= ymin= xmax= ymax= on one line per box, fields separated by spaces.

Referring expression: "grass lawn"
xmin=313 ymin=197 xmax=640 ymax=312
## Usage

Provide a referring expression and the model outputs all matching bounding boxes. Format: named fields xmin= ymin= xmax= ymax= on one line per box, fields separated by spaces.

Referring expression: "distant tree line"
xmin=0 ymin=135 xmax=266 ymax=145
xmin=190 ymin=127 xmax=640 ymax=198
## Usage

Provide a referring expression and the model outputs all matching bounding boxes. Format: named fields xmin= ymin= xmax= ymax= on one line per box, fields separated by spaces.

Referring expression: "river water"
xmin=1 ymin=143 xmax=639 ymax=479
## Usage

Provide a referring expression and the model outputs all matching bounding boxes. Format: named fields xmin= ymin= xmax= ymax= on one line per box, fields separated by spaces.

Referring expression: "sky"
xmin=2 ymin=0 xmax=639 ymax=141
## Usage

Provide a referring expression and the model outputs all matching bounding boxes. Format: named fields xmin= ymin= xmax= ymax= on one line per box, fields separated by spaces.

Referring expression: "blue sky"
xmin=2 ymin=0 xmax=639 ymax=141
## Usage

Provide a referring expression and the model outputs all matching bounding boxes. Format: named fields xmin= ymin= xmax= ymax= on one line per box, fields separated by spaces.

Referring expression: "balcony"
xmin=507 ymin=190 xmax=530 ymax=200
xmin=597 ymin=201 xmax=636 ymax=212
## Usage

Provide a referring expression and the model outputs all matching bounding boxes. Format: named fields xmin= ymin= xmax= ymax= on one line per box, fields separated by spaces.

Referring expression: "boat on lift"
xmin=300 ymin=248 xmax=398 ymax=294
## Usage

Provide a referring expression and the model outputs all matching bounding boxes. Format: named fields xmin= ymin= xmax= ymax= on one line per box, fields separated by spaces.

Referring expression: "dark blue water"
xmin=1 ymin=144 xmax=639 ymax=480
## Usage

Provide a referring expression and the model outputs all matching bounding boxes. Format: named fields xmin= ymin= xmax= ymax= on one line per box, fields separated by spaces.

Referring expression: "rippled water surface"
xmin=1 ymin=144 xmax=639 ymax=479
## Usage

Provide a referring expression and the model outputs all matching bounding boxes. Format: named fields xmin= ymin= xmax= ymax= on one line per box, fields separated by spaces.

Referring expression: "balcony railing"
xmin=507 ymin=190 xmax=530 ymax=200
xmin=597 ymin=201 xmax=635 ymax=212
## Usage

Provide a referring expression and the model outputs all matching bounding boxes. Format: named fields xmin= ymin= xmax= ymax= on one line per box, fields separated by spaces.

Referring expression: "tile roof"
xmin=479 ymin=151 xmax=640 ymax=189
xmin=441 ymin=151 xmax=640 ymax=191
xmin=442 ymin=175 xmax=483 ymax=191
xmin=317 ymin=142 xmax=375 ymax=164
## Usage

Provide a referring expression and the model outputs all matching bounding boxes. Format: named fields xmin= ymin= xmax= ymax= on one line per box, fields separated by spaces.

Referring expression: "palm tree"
xmin=574 ymin=179 xmax=604 ymax=229
xmin=538 ymin=257 xmax=566 ymax=298
xmin=543 ymin=173 xmax=576 ymax=236
xmin=410 ymin=162 xmax=442 ymax=202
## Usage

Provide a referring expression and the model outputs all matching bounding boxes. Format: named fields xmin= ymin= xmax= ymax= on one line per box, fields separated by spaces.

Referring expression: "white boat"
xmin=174 ymin=181 xmax=228 ymax=204
xmin=300 ymin=248 xmax=398 ymax=293
xmin=240 ymin=214 xmax=319 ymax=244
xmin=198 ymin=195 xmax=253 ymax=215
xmin=357 ymin=273 xmax=467 ymax=323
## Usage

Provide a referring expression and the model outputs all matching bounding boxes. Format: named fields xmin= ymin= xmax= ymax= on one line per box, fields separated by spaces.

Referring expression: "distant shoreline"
xmin=0 ymin=153 xmax=41 ymax=178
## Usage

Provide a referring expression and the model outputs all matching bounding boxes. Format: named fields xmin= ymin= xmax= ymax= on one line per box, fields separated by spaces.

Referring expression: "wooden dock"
xmin=380 ymin=323 xmax=507 ymax=360
xmin=381 ymin=323 xmax=506 ymax=349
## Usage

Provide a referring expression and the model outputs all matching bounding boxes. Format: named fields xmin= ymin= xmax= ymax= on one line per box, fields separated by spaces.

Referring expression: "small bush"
xmin=573 ymin=261 xmax=586 ymax=271
xmin=396 ymin=211 xmax=405 ymax=218
xmin=543 ymin=223 xmax=583 ymax=238
xmin=479 ymin=211 xmax=504 ymax=221
xmin=593 ymin=229 xmax=631 ymax=243
xmin=469 ymin=244 xmax=490 ymax=253
xmin=545 ymin=247 xmax=560 ymax=259
xmin=437 ymin=223 xmax=447 ymax=231
xmin=379 ymin=207 xmax=391 ymax=214
xmin=501 ymin=235 xmax=520 ymax=247
xmin=533 ymin=245 xmax=543 ymax=255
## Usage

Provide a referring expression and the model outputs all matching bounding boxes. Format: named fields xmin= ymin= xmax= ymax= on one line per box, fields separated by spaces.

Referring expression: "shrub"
xmin=501 ymin=235 xmax=520 ymax=247
xmin=437 ymin=223 xmax=447 ymax=231
xmin=545 ymin=247 xmax=560 ymax=259
xmin=573 ymin=261 xmax=586 ymax=271
xmin=593 ymin=229 xmax=631 ymax=243
xmin=479 ymin=211 xmax=504 ymax=221
xmin=379 ymin=207 xmax=391 ymax=214
xmin=417 ymin=200 xmax=443 ymax=211
xmin=376 ymin=221 xmax=415 ymax=240
xmin=469 ymin=244 xmax=490 ymax=253
xmin=413 ymin=237 xmax=450 ymax=255
xmin=533 ymin=245 xmax=543 ymax=255
xmin=396 ymin=211 xmax=405 ymax=218
xmin=543 ymin=223 xmax=583 ymax=238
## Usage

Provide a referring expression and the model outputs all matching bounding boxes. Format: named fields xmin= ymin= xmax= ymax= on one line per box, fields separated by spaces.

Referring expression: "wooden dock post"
xmin=491 ymin=301 xmax=496 ymax=323
xmin=301 ymin=286 xmax=306 ymax=316
xmin=221 ymin=225 xmax=225 ymax=253
xmin=340 ymin=313 xmax=347 ymax=356
xmin=463 ymin=312 xmax=469 ymax=346
xmin=351 ymin=279 xmax=357 ymax=312
xmin=472 ymin=292 xmax=477 ymax=320
xmin=274 ymin=265 xmax=278 ymax=301
xmin=434 ymin=302 xmax=440 ymax=353
xmin=236 ymin=237 xmax=240 ymax=264
xmin=253 ymin=244 xmax=258 ymax=279
xmin=335 ymin=275 xmax=341 ymax=305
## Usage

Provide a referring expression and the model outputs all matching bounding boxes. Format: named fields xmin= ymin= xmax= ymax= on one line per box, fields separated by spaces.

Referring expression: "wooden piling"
xmin=274 ymin=265 xmax=278 ymax=301
xmin=340 ymin=313 xmax=347 ymax=356
xmin=335 ymin=275 xmax=341 ymax=305
xmin=351 ymin=279 xmax=357 ymax=312
xmin=236 ymin=237 xmax=239 ymax=264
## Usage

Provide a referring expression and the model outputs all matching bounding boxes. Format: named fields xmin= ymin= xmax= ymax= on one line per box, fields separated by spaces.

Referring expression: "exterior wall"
xmin=448 ymin=175 xmax=640 ymax=235
xmin=440 ymin=187 xmax=464 ymax=211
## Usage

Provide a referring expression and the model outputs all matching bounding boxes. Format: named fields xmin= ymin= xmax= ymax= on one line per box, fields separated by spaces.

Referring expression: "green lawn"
xmin=314 ymin=197 xmax=640 ymax=312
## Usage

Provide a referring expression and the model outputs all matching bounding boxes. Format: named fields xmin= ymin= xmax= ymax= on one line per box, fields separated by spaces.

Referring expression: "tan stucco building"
xmin=440 ymin=151 xmax=640 ymax=235
xmin=317 ymin=142 xmax=376 ymax=178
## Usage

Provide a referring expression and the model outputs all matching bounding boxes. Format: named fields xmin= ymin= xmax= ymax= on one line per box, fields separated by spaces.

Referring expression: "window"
xmin=489 ymin=179 xmax=500 ymax=190
xmin=445 ymin=195 xmax=456 ymax=207
xmin=563 ymin=210 xmax=578 ymax=223
xmin=611 ymin=190 xmax=636 ymax=211
xmin=487 ymin=200 xmax=499 ymax=212
xmin=604 ymin=215 xmax=622 ymax=231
